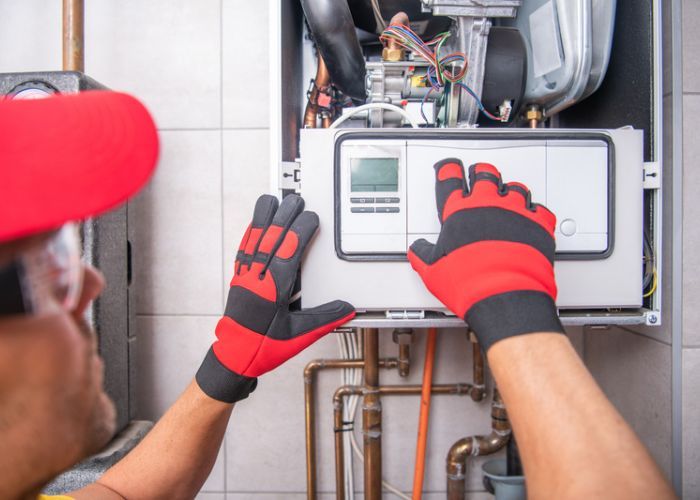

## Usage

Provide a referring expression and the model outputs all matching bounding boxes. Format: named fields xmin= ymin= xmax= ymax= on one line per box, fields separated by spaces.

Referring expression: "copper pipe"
xmin=469 ymin=332 xmax=486 ymax=402
xmin=333 ymin=385 xmax=361 ymax=500
xmin=363 ymin=328 xmax=382 ymax=500
xmin=525 ymin=104 xmax=543 ymax=129
xmin=304 ymin=55 xmax=331 ymax=128
xmin=446 ymin=389 xmax=511 ymax=500
xmin=334 ymin=383 xmax=475 ymax=500
xmin=62 ymin=0 xmax=84 ymax=72
xmin=393 ymin=329 xmax=413 ymax=378
xmin=412 ymin=327 xmax=438 ymax=499
xmin=398 ymin=343 xmax=411 ymax=377
xmin=383 ymin=12 xmax=410 ymax=61
xmin=305 ymin=357 xmax=398 ymax=500
xmin=321 ymin=112 xmax=332 ymax=129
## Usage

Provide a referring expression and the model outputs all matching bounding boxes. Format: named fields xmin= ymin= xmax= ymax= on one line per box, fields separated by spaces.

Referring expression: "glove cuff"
xmin=466 ymin=291 xmax=564 ymax=352
xmin=196 ymin=347 xmax=258 ymax=404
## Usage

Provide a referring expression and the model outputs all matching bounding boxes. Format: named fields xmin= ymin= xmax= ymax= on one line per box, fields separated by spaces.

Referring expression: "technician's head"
xmin=0 ymin=91 xmax=158 ymax=498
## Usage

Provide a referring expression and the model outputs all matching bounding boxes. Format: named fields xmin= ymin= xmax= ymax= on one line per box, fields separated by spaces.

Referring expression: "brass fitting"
xmin=525 ymin=105 xmax=543 ymax=128
xmin=382 ymin=46 xmax=404 ymax=62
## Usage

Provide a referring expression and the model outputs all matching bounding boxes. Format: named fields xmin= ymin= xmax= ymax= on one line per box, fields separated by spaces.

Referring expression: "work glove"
xmin=196 ymin=194 xmax=356 ymax=403
xmin=408 ymin=159 xmax=564 ymax=352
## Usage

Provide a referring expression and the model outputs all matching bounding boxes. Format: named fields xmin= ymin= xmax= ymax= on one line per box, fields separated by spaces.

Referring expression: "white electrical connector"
xmin=499 ymin=100 xmax=513 ymax=123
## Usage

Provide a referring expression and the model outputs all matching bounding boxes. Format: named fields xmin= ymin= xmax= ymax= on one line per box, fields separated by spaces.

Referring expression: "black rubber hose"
xmin=300 ymin=0 xmax=367 ymax=101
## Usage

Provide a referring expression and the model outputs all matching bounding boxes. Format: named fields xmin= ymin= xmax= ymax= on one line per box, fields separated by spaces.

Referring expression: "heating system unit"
xmin=270 ymin=0 xmax=663 ymax=498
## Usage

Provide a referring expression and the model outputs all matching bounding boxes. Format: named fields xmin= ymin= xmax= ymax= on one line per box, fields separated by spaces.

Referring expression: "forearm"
xmin=488 ymin=333 xmax=674 ymax=499
xmin=96 ymin=380 xmax=232 ymax=500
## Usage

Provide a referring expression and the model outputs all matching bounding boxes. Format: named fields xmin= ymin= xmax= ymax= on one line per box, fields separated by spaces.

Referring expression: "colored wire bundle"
xmin=380 ymin=23 xmax=502 ymax=124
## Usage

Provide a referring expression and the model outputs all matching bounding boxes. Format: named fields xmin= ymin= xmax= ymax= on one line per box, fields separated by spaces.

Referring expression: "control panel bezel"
xmin=333 ymin=131 xmax=615 ymax=262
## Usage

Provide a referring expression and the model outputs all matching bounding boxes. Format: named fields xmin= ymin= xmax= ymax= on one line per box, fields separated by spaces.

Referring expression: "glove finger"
xmin=256 ymin=194 xmax=305 ymax=260
xmin=505 ymin=181 xmax=533 ymax=207
xmin=467 ymin=163 xmax=503 ymax=198
xmin=407 ymin=238 xmax=440 ymax=275
xmin=270 ymin=211 xmax=319 ymax=300
xmin=274 ymin=210 xmax=319 ymax=261
xmin=433 ymin=158 xmax=467 ymax=224
xmin=236 ymin=194 xmax=278 ymax=276
xmin=289 ymin=300 xmax=356 ymax=339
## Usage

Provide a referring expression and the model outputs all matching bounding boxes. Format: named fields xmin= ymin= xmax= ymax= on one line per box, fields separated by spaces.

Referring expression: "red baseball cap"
xmin=0 ymin=90 xmax=159 ymax=242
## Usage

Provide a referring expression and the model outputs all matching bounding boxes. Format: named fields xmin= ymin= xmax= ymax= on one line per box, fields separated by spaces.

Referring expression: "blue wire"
xmin=455 ymin=82 xmax=501 ymax=121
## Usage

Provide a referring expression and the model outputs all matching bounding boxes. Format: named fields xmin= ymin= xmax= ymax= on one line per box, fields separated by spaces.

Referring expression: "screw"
xmin=648 ymin=314 xmax=658 ymax=324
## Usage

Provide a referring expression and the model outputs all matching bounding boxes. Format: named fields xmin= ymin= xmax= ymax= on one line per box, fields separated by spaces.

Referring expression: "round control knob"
xmin=560 ymin=218 xmax=577 ymax=237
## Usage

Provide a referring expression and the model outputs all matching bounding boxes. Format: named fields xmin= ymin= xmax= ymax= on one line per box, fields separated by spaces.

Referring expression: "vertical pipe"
xmin=334 ymin=393 xmax=347 ymax=500
xmin=304 ymin=365 xmax=318 ymax=500
xmin=363 ymin=328 xmax=382 ymax=500
xmin=470 ymin=332 xmax=486 ymax=402
xmin=62 ymin=0 xmax=84 ymax=72
xmin=412 ymin=328 xmax=438 ymax=499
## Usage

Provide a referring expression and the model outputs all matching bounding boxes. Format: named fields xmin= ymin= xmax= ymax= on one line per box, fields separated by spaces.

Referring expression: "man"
xmin=0 ymin=91 xmax=674 ymax=499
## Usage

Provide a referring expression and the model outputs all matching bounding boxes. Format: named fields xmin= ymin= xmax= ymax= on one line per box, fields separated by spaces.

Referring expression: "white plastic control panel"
xmin=339 ymin=136 xmax=611 ymax=260
xmin=300 ymin=128 xmax=643 ymax=312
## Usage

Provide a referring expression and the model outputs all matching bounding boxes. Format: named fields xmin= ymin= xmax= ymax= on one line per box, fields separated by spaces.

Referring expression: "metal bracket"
xmin=280 ymin=160 xmax=301 ymax=193
xmin=385 ymin=310 xmax=426 ymax=320
xmin=643 ymin=161 xmax=660 ymax=189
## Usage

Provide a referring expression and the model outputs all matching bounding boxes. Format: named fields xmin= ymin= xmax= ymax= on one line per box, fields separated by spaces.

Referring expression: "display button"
xmin=376 ymin=207 xmax=400 ymax=213
xmin=375 ymin=197 xmax=400 ymax=203
xmin=351 ymin=197 xmax=375 ymax=204
xmin=560 ymin=218 xmax=577 ymax=236
xmin=351 ymin=207 xmax=375 ymax=213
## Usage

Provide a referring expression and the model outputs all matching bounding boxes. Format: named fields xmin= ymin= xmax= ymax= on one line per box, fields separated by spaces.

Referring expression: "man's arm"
xmin=489 ymin=333 xmax=674 ymax=499
xmin=70 ymin=194 xmax=354 ymax=500
xmin=409 ymin=160 xmax=674 ymax=499
xmin=71 ymin=381 xmax=231 ymax=500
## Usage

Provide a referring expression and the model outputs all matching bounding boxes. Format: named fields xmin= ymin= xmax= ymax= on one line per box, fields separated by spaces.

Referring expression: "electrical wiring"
xmin=455 ymin=82 xmax=502 ymax=121
xmin=643 ymin=269 xmax=657 ymax=298
xmin=379 ymin=23 xmax=503 ymax=123
xmin=330 ymin=103 xmax=420 ymax=129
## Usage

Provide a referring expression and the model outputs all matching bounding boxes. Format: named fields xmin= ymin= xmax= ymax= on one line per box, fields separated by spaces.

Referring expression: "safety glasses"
xmin=0 ymin=223 xmax=83 ymax=317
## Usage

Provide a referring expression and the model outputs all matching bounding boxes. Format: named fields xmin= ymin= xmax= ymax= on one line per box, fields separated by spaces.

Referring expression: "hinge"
xmin=643 ymin=161 xmax=660 ymax=189
xmin=280 ymin=160 xmax=301 ymax=193
xmin=385 ymin=310 xmax=426 ymax=320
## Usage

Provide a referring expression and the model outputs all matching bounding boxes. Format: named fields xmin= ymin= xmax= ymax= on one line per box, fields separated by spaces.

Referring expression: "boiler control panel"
xmin=336 ymin=134 xmax=613 ymax=261
xmin=300 ymin=128 xmax=642 ymax=312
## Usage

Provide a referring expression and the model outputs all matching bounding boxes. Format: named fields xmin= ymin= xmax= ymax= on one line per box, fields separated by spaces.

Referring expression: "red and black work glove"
xmin=196 ymin=194 xmax=356 ymax=403
xmin=408 ymin=159 xmax=564 ymax=352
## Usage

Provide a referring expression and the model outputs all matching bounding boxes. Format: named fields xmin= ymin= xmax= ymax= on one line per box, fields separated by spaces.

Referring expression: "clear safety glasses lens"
xmin=16 ymin=223 xmax=83 ymax=315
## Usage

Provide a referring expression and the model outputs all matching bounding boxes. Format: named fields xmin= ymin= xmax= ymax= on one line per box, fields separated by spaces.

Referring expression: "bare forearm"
xmin=95 ymin=380 xmax=232 ymax=500
xmin=487 ymin=333 xmax=674 ymax=499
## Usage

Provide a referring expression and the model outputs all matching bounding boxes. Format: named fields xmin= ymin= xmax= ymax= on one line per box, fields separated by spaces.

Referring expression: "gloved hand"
xmin=408 ymin=159 xmax=564 ymax=352
xmin=197 ymin=194 xmax=356 ymax=403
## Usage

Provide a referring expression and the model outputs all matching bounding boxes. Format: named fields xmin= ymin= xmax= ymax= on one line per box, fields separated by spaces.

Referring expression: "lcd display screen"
xmin=350 ymin=158 xmax=399 ymax=192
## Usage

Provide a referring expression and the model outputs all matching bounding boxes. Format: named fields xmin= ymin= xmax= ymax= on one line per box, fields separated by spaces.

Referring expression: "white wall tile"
xmin=222 ymin=129 xmax=271 ymax=304
xmin=85 ymin=0 xmax=221 ymax=129
xmin=222 ymin=0 xmax=270 ymax=129
xmin=197 ymin=493 xmax=226 ymax=500
xmin=0 ymin=1 xmax=61 ymax=72
xmin=131 ymin=130 xmax=223 ymax=316
xmin=584 ymin=327 xmax=672 ymax=480
xmin=682 ymin=348 xmax=700 ymax=499
xmin=134 ymin=315 xmax=218 ymax=420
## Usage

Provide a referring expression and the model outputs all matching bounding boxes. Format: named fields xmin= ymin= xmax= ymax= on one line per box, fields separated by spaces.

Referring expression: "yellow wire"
xmin=643 ymin=269 xmax=657 ymax=298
